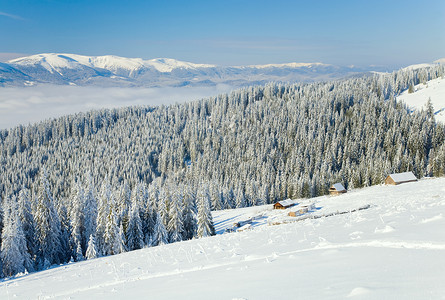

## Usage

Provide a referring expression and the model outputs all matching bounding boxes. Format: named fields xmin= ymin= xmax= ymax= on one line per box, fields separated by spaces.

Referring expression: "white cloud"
xmin=0 ymin=84 xmax=234 ymax=129
xmin=0 ymin=11 xmax=24 ymax=21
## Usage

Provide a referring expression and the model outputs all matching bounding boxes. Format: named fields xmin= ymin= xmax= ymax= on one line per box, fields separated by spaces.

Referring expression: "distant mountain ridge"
xmin=1 ymin=53 xmax=375 ymax=88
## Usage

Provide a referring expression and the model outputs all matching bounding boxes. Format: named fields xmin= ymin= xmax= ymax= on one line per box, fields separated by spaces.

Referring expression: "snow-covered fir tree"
xmin=1 ymin=197 xmax=32 ymax=277
xmin=126 ymin=185 xmax=144 ymax=251
xmin=83 ymin=175 xmax=97 ymax=254
xmin=151 ymin=211 xmax=169 ymax=246
xmin=17 ymin=188 xmax=36 ymax=271
xmin=75 ymin=241 xmax=84 ymax=262
xmin=103 ymin=195 xmax=119 ymax=256
xmin=196 ymin=185 xmax=215 ymax=238
xmin=70 ymin=182 xmax=85 ymax=259
xmin=114 ymin=224 xmax=126 ymax=255
xmin=96 ymin=181 xmax=113 ymax=256
xmin=167 ymin=190 xmax=184 ymax=243
xmin=181 ymin=186 xmax=197 ymax=240
xmin=34 ymin=168 xmax=64 ymax=268
xmin=85 ymin=234 xmax=98 ymax=260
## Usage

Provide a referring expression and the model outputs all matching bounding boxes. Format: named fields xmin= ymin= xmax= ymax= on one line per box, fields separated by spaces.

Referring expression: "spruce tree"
xmin=182 ymin=187 xmax=197 ymax=240
xmin=196 ymin=185 xmax=215 ymax=238
xmin=70 ymin=183 xmax=85 ymax=258
xmin=103 ymin=202 xmax=119 ymax=256
xmin=34 ymin=168 xmax=62 ymax=268
xmin=141 ymin=183 xmax=155 ymax=246
xmin=117 ymin=181 xmax=131 ymax=234
xmin=157 ymin=188 xmax=169 ymax=227
xmin=114 ymin=224 xmax=126 ymax=255
xmin=167 ymin=191 xmax=184 ymax=243
xmin=126 ymin=190 xmax=144 ymax=251
xmin=96 ymin=181 xmax=112 ymax=256
xmin=83 ymin=175 xmax=97 ymax=253
xmin=235 ymin=187 xmax=246 ymax=208
xmin=75 ymin=241 xmax=84 ymax=262
xmin=1 ymin=197 xmax=32 ymax=277
xmin=152 ymin=211 xmax=168 ymax=246
xmin=17 ymin=188 xmax=36 ymax=271
xmin=85 ymin=234 xmax=98 ymax=259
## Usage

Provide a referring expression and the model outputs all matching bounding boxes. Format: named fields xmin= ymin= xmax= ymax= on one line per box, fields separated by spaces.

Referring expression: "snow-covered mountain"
xmin=9 ymin=53 xmax=217 ymax=76
xmin=1 ymin=53 xmax=371 ymax=87
xmin=1 ymin=177 xmax=444 ymax=299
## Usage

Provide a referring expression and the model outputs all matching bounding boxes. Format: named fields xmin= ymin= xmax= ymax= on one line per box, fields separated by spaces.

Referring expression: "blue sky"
xmin=0 ymin=0 xmax=444 ymax=68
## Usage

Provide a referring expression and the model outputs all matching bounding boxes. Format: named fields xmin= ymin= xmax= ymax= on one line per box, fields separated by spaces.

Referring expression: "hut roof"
xmin=330 ymin=183 xmax=346 ymax=192
xmin=277 ymin=199 xmax=297 ymax=207
xmin=387 ymin=172 xmax=417 ymax=183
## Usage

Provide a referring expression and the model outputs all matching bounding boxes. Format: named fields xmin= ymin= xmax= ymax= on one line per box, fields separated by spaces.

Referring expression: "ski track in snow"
xmin=420 ymin=213 xmax=443 ymax=224
xmin=33 ymin=239 xmax=445 ymax=299
xmin=39 ymin=241 xmax=445 ymax=299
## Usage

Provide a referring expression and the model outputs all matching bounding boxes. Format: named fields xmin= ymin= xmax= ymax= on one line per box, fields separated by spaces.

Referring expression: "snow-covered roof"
xmin=330 ymin=183 xmax=346 ymax=191
xmin=387 ymin=172 xmax=417 ymax=183
xmin=276 ymin=199 xmax=297 ymax=207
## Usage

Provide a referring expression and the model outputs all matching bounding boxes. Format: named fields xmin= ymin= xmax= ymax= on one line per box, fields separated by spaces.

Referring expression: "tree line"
xmin=1 ymin=170 xmax=214 ymax=277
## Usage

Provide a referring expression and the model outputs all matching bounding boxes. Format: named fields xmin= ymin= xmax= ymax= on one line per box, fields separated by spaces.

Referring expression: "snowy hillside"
xmin=1 ymin=178 xmax=444 ymax=299
xmin=397 ymin=77 xmax=445 ymax=123
xmin=1 ymin=53 xmax=371 ymax=88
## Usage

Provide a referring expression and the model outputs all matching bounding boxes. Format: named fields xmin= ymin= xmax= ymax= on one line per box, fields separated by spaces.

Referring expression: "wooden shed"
xmin=329 ymin=183 xmax=347 ymax=195
xmin=385 ymin=171 xmax=417 ymax=185
xmin=288 ymin=206 xmax=309 ymax=217
xmin=273 ymin=199 xmax=296 ymax=209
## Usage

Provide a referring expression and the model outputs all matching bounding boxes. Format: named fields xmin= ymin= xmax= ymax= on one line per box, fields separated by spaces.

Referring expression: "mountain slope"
xmin=1 ymin=178 xmax=444 ymax=299
xmin=0 ymin=62 xmax=34 ymax=86
xmin=397 ymin=76 xmax=445 ymax=123
xmin=3 ymin=53 xmax=368 ymax=87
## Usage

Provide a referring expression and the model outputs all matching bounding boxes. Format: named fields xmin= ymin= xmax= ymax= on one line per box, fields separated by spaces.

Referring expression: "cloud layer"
xmin=0 ymin=84 xmax=233 ymax=129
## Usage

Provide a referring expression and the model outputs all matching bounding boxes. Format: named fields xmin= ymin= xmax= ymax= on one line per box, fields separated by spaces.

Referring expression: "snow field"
xmin=397 ymin=77 xmax=445 ymax=123
xmin=1 ymin=178 xmax=445 ymax=299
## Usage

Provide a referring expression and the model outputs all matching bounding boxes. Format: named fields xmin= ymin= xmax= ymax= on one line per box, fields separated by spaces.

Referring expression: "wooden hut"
xmin=288 ymin=206 xmax=309 ymax=217
xmin=273 ymin=199 xmax=296 ymax=209
xmin=385 ymin=171 xmax=417 ymax=185
xmin=329 ymin=183 xmax=346 ymax=195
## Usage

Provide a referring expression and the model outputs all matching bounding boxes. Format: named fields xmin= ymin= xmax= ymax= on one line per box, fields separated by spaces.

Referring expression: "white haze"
xmin=0 ymin=84 xmax=234 ymax=129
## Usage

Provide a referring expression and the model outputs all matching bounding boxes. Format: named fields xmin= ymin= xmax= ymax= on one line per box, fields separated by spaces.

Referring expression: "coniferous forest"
xmin=0 ymin=65 xmax=445 ymax=277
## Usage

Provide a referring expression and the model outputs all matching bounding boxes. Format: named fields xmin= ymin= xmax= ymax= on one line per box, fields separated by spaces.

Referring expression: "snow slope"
xmin=397 ymin=77 xmax=445 ymax=123
xmin=1 ymin=178 xmax=445 ymax=299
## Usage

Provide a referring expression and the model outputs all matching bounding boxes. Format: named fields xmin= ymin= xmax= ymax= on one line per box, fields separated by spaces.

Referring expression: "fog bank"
xmin=0 ymin=84 xmax=234 ymax=129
